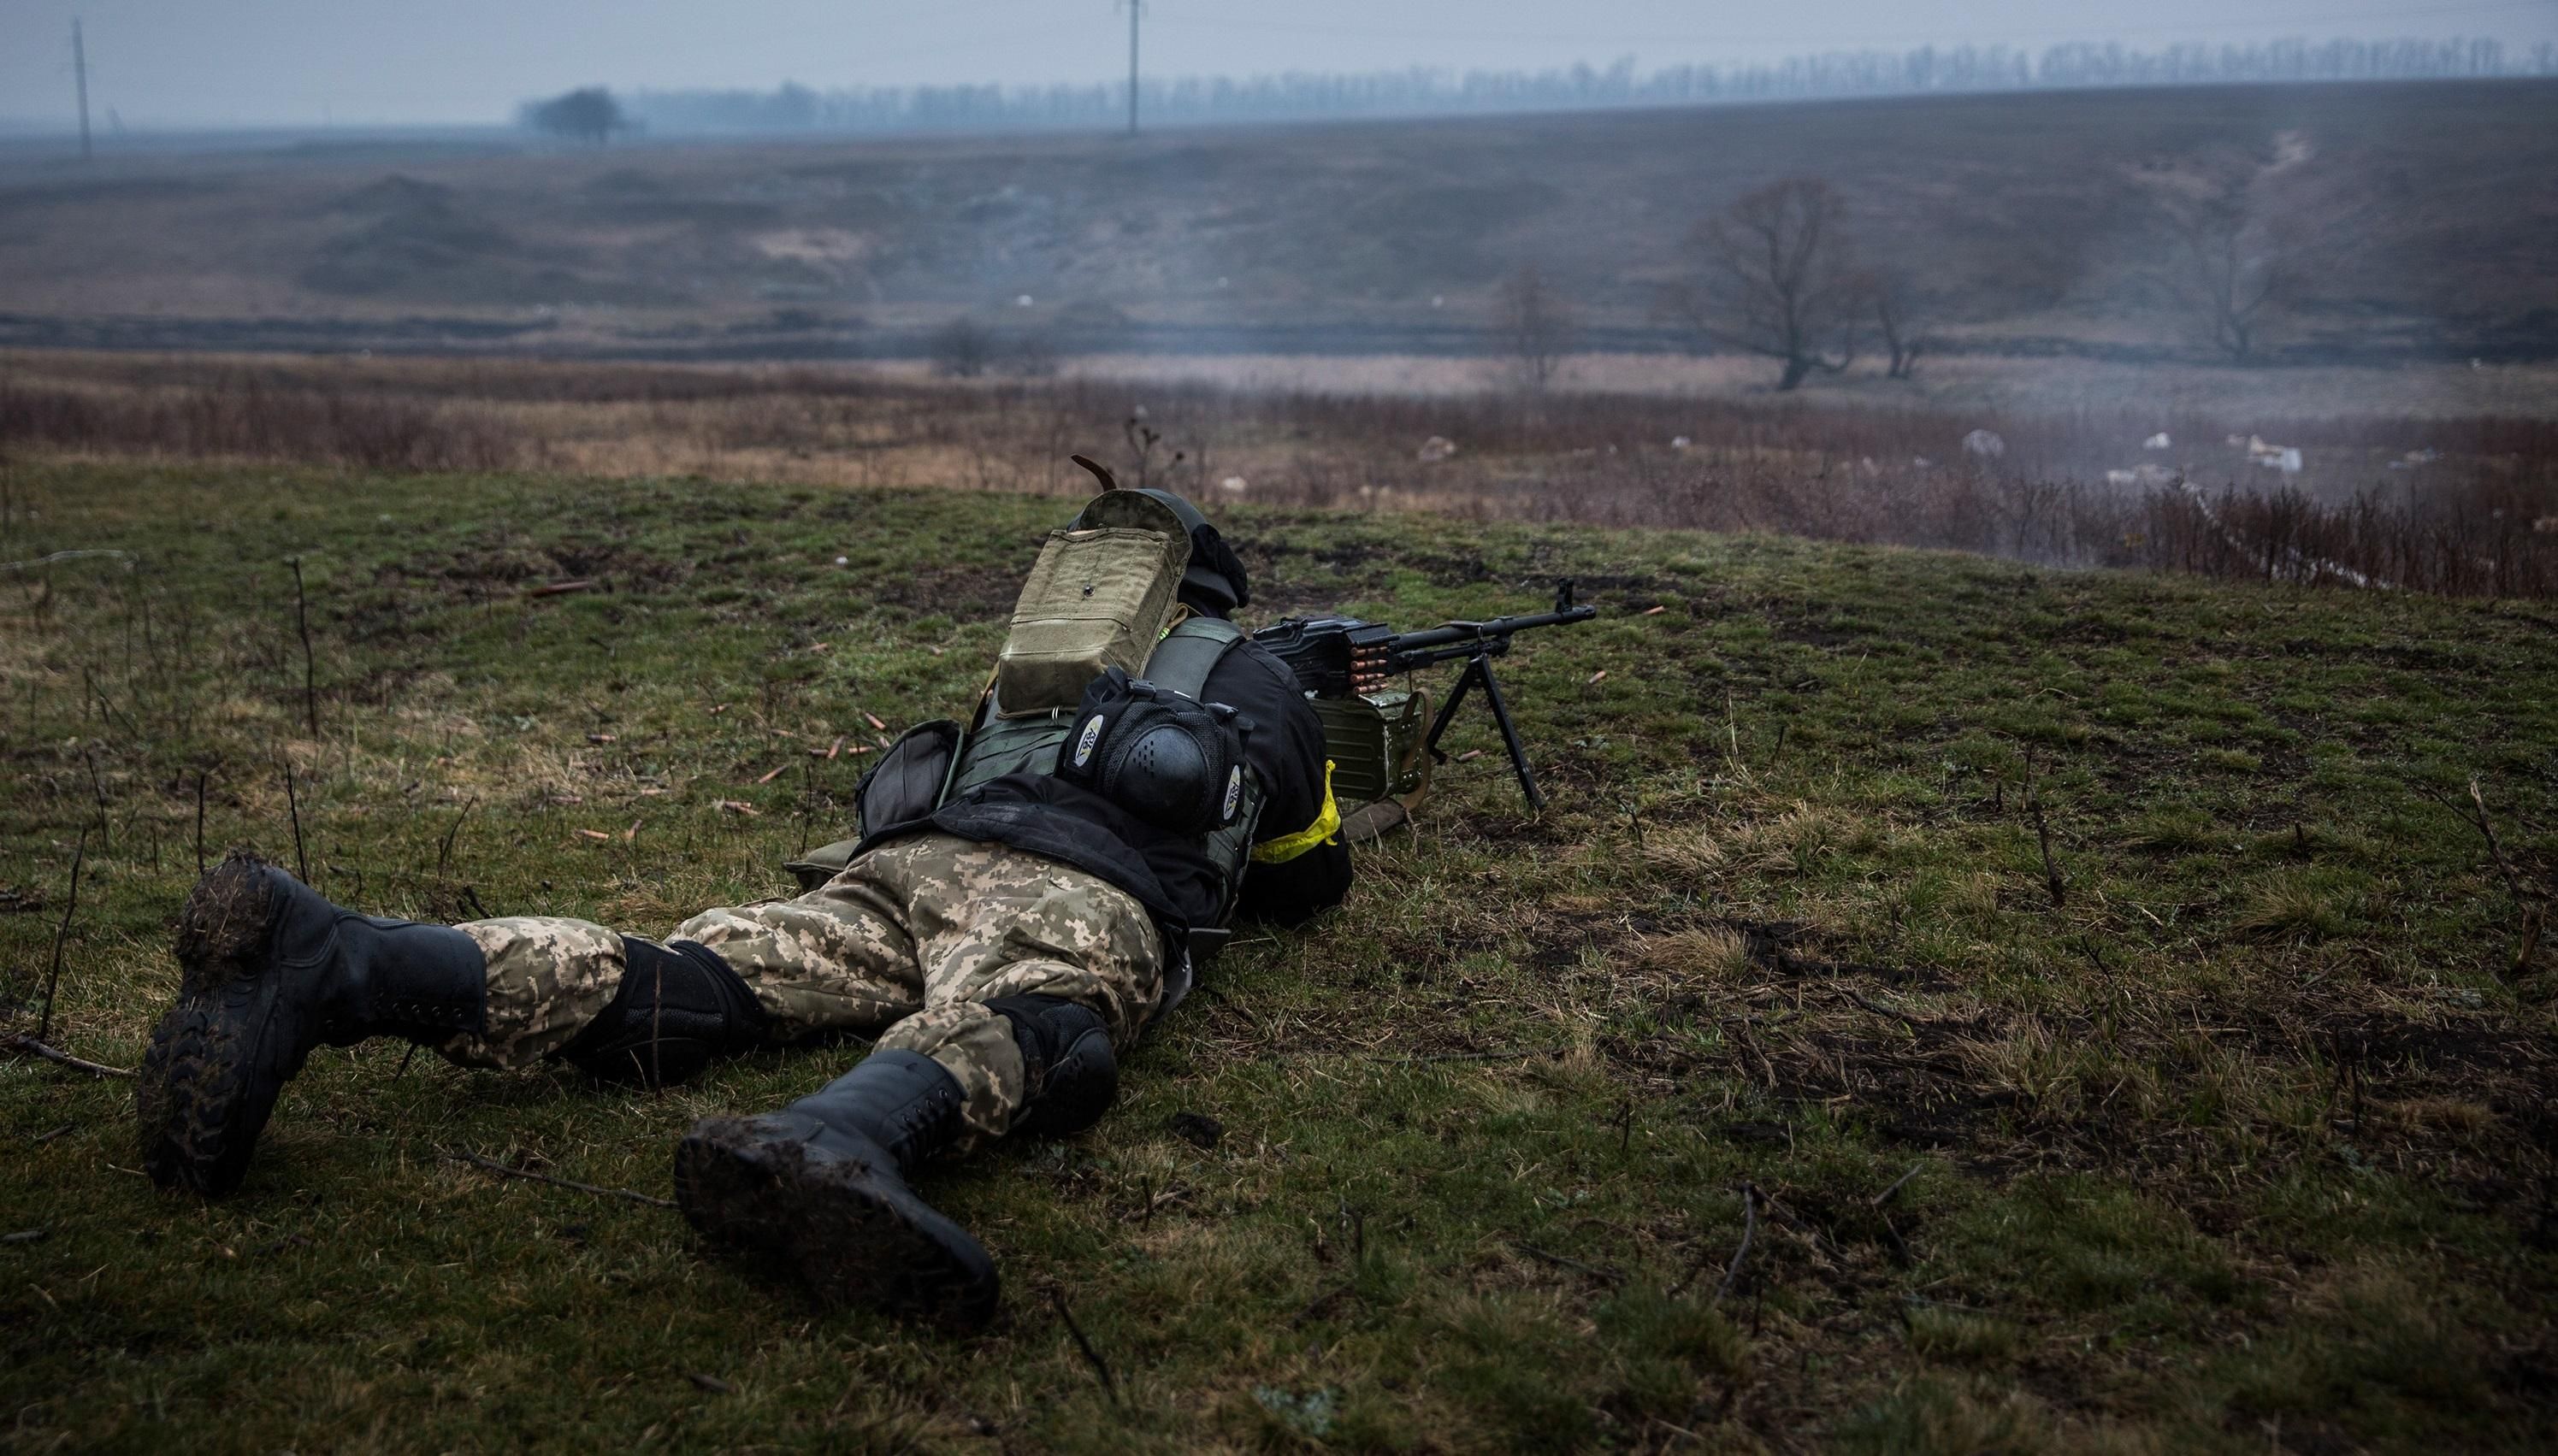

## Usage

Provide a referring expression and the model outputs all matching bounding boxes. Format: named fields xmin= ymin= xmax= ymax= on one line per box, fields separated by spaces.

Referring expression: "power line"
xmin=72 ymin=17 xmax=91 ymax=161
xmin=1119 ymin=1 xmax=1149 ymax=134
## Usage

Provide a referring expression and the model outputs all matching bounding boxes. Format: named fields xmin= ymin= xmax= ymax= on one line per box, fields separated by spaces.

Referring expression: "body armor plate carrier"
xmin=942 ymin=616 xmax=1266 ymax=932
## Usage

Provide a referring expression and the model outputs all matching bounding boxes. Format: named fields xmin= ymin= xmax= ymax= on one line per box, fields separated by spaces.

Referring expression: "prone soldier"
xmin=134 ymin=485 xmax=1350 ymax=1331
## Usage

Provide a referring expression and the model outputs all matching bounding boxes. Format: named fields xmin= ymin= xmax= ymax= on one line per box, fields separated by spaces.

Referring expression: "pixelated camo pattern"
xmin=449 ymin=834 xmax=1162 ymax=1145
xmin=441 ymin=917 xmax=626 ymax=1069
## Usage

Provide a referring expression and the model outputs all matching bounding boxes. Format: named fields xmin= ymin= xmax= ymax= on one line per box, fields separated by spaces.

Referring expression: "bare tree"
xmin=1863 ymin=270 xmax=1926 ymax=380
xmin=929 ymin=317 xmax=992 ymax=378
xmin=2137 ymin=138 xmax=2352 ymax=363
xmin=519 ymin=87 xmax=629 ymax=146
xmin=1663 ymin=178 xmax=1860 ymax=391
xmin=1491 ymin=265 xmax=1576 ymax=394
xmin=1002 ymin=330 xmax=1060 ymax=378
xmin=2159 ymin=177 xmax=2285 ymax=362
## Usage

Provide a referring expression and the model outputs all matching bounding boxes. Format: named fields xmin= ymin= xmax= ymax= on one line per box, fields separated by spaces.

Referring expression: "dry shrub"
xmin=1954 ymin=1019 xmax=2095 ymax=1120
xmin=0 ymin=370 xmax=524 ymax=473
xmin=1633 ymin=926 xmax=1757 ymax=985
xmin=1638 ymin=827 xmax=1729 ymax=881
xmin=2230 ymin=872 xmax=2352 ymax=942
xmin=7 ymin=353 xmax=2552 ymax=597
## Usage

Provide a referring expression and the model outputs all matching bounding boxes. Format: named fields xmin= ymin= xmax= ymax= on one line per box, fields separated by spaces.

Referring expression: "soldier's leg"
xmin=486 ymin=866 xmax=924 ymax=1086
xmin=871 ymin=835 xmax=1167 ymax=1147
xmin=671 ymin=834 xmax=1159 ymax=1329
xmin=668 ymin=866 xmax=922 ymax=1040
xmin=139 ymin=852 xmax=923 ymax=1197
xmin=433 ymin=917 xmax=626 ymax=1070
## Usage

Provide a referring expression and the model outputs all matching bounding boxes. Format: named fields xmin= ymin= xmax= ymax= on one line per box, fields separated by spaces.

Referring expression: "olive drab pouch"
xmin=992 ymin=490 xmax=1192 ymax=716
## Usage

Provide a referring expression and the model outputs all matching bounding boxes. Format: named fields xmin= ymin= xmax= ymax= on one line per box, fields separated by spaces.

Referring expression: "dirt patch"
xmin=2221 ymin=1009 xmax=2555 ymax=1086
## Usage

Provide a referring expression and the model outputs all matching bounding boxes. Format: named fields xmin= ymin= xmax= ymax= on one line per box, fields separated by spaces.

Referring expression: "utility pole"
xmin=1123 ymin=0 xmax=1141 ymax=137
xmin=73 ymin=18 xmax=92 ymax=161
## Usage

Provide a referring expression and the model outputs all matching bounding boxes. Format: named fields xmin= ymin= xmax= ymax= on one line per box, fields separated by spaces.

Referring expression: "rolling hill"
xmin=0 ymin=79 xmax=2552 ymax=363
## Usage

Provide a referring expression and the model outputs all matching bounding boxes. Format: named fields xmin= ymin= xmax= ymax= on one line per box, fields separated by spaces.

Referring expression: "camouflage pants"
xmin=435 ymin=833 xmax=1165 ymax=1145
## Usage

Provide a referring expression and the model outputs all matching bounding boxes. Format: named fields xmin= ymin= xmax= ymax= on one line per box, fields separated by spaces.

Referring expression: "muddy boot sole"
xmin=674 ymin=1117 xmax=999 ymax=1333
xmin=135 ymin=856 xmax=289 ymax=1197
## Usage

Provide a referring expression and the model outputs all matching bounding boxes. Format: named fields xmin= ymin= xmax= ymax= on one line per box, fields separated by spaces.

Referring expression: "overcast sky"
xmin=6 ymin=0 xmax=2555 ymax=128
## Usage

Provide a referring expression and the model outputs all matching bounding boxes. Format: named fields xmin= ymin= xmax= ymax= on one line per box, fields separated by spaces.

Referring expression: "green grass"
xmin=3 ymin=461 xmax=2555 ymax=1453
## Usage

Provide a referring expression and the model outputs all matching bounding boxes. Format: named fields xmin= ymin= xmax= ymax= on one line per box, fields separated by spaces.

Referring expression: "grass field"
xmin=3 ymin=461 xmax=2555 ymax=1451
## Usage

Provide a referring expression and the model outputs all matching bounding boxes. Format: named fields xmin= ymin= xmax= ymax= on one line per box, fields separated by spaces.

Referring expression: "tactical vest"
xmin=939 ymin=615 xmax=1267 ymax=928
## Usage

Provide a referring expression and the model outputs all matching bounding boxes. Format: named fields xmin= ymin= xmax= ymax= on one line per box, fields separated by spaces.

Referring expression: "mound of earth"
xmin=303 ymin=171 xmax=674 ymax=307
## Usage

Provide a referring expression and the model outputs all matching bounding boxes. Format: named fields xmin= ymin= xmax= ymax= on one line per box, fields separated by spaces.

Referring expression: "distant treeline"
xmin=616 ymin=36 xmax=2556 ymax=134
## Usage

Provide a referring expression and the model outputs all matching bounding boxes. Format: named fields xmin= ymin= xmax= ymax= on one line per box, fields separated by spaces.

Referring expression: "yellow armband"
xmin=1251 ymin=761 xmax=1340 ymax=864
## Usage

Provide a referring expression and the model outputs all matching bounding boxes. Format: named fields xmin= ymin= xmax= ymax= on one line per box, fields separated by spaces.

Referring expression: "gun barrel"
xmin=1387 ymin=604 xmax=1597 ymax=656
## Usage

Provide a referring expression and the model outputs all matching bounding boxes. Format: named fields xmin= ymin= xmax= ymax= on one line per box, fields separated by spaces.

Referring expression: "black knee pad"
xmin=558 ymin=938 xmax=767 ymax=1088
xmin=989 ymin=994 xmax=1118 ymax=1138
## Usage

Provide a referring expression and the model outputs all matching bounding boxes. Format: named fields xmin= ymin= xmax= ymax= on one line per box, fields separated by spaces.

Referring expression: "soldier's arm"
xmin=1212 ymin=643 xmax=1354 ymax=923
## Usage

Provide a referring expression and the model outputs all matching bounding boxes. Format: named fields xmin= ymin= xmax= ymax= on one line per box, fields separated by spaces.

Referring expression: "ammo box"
xmin=1312 ymin=688 xmax=1432 ymax=806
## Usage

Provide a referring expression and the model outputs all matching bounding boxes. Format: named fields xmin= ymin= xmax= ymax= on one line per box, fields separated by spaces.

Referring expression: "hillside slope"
xmin=1 ymin=80 xmax=2552 ymax=360
xmin=3 ymin=464 xmax=2553 ymax=1450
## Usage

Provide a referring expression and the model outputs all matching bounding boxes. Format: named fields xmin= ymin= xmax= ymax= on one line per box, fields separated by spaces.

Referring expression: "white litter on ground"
xmin=2243 ymin=436 xmax=2303 ymax=474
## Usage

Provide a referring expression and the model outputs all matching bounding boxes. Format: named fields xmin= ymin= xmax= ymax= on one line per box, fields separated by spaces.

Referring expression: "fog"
xmin=5 ymin=0 xmax=2557 ymax=129
xmin=1 ymin=0 xmax=2550 ymax=439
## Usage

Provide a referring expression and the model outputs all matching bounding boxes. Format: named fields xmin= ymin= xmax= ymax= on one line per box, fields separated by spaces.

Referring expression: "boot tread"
xmin=675 ymin=1117 xmax=999 ymax=1333
xmin=138 ymin=858 xmax=291 ymax=1197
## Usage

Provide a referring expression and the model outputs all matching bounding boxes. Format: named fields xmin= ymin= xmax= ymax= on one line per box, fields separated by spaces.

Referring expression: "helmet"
xmin=1067 ymin=463 xmax=1250 ymax=615
xmin=1125 ymin=487 xmax=1248 ymax=615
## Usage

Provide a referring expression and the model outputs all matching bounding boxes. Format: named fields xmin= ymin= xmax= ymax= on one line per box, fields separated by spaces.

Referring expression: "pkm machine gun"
xmin=1252 ymin=580 xmax=1598 ymax=812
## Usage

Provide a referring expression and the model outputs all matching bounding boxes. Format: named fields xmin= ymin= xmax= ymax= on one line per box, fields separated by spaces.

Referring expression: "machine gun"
xmin=1251 ymin=581 xmax=1598 ymax=812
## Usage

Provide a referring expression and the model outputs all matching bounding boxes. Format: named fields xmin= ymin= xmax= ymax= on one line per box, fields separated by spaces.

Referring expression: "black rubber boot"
xmin=554 ymin=937 xmax=767 ymax=1089
xmin=674 ymin=1050 xmax=998 ymax=1331
xmin=137 ymin=852 xmax=486 ymax=1197
xmin=989 ymin=994 xmax=1119 ymax=1138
